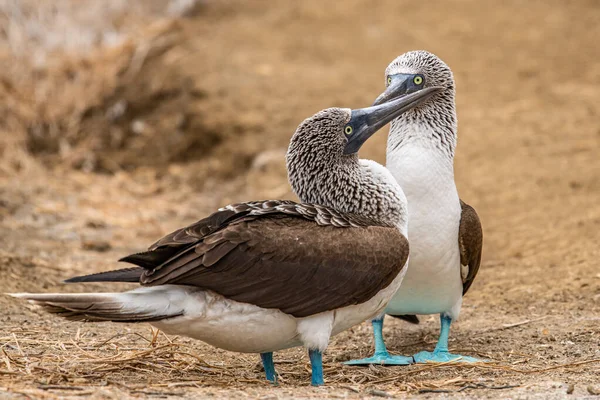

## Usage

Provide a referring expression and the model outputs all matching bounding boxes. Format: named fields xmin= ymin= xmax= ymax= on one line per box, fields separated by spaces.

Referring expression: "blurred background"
xmin=1 ymin=0 xmax=599 ymax=397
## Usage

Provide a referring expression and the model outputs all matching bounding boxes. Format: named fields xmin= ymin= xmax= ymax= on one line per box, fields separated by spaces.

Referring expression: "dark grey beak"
xmin=344 ymin=86 xmax=443 ymax=154
xmin=373 ymin=77 xmax=410 ymax=106
xmin=372 ymin=74 xmax=443 ymax=107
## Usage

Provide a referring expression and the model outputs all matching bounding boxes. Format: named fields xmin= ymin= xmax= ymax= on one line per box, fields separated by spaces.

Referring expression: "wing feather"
xmin=151 ymin=218 xmax=407 ymax=317
xmin=67 ymin=200 xmax=408 ymax=318
xmin=459 ymin=200 xmax=483 ymax=295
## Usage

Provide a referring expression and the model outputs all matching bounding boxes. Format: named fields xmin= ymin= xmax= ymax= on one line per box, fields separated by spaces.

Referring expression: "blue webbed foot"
xmin=412 ymin=314 xmax=485 ymax=364
xmin=345 ymin=352 xmax=413 ymax=366
xmin=413 ymin=350 xmax=482 ymax=364
xmin=344 ymin=316 xmax=413 ymax=366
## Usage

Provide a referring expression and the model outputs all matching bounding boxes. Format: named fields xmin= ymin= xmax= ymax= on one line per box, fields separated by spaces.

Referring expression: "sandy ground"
xmin=1 ymin=0 xmax=599 ymax=398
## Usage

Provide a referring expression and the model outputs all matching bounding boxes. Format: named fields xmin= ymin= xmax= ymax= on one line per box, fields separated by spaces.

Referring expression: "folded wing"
xmin=458 ymin=200 xmax=483 ymax=295
xmin=68 ymin=200 xmax=409 ymax=318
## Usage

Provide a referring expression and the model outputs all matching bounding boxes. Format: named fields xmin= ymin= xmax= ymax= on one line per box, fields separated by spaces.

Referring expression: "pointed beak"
xmin=373 ymin=74 xmax=446 ymax=107
xmin=373 ymin=78 xmax=410 ymax=106
xmin=344 ymin=86 xmax=443 ymax=154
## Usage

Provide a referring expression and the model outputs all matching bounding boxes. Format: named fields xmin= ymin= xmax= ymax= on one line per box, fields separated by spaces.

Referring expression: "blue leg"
xmin=260 ymin=352 xmax=277 ymax=383
xmin=308 ymin=349 xmax=324 ymax=386
xmin=413 ymin=314 xmax=482 ymax=363
xmin=344 ymin=316 xmax=413 ymax=366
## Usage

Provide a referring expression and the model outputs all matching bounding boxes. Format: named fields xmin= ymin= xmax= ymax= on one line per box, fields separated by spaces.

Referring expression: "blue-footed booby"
xmin=10 ymin=88 xmax=441 ymax=386
xmin=346 ymin=50 xmax=483 ymax=366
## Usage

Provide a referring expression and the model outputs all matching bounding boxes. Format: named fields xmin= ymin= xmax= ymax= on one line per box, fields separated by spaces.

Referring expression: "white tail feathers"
xmin=9 ymin=287 xmax=186 ymax=322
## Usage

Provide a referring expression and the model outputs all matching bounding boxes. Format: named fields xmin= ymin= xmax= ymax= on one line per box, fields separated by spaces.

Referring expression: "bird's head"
xmin=372 ymin=51 xmax=458 ymax=158
xmin=287 ymin=86 xmax=442 ymax=169
xmin=286 ymin=91 xmax=439 ymax=213
xmin=373 ymin=50 xmax=453 ymax=108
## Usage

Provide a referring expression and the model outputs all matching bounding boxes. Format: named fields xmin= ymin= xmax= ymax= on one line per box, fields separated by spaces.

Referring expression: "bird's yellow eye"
xmin=413 ymin=75 xmax=423 ymax=85
xmin=387 ymin=76 xmax=392 ymax=86
xmin=344 ymin=125 xmax=353 ymax=135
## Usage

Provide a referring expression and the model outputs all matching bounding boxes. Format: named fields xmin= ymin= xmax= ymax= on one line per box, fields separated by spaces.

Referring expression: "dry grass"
xmin=0 ymin=0 xmax=238 ymax=179
xmin=2 ymin=319 xmax=600 ymax=398
xmin=1 ymin=0 xmax=600 ymax=398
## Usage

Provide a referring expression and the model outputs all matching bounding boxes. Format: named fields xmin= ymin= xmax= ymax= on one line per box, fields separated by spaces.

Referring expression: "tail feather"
xmin=119 ymin=246 xmax=181 ymax=269
xmin=390 ymin=314 xmax=420 ymax=324
xmin=64 ymin=267 xmax=143 ymax=284
xmin=9 ymin=289 xmax=185 ymax=323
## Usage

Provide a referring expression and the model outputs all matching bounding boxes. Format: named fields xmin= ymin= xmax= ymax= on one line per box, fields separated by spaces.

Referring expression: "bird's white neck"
xmin=386 ymin=119 xmax=458 ymax=205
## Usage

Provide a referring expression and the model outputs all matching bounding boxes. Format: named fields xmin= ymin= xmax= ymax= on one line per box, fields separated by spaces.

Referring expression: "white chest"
xmin=385 ymin=145 xmax=463 ymax=315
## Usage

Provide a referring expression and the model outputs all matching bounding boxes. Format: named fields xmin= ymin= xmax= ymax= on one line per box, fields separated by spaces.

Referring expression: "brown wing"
xmin=459 ymin=200 xmax=483 ymax=295
xmin=140 ymin=216 xmax=408 ymax=318
xmin=113 ymin=201 xmax=302 ymax=271
xmin=67 ymin=200 xmax=408 ymax=317
xmin=149 ymin=200 xmax=298 ymax=250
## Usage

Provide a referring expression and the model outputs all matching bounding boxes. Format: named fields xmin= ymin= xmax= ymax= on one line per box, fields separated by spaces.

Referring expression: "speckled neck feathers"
xmin=286 ymin=108 xmax=407 ymax=231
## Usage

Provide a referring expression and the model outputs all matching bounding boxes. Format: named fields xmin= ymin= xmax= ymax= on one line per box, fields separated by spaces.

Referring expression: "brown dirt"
xmin=1 ymin=0 xmax=600 ymax=398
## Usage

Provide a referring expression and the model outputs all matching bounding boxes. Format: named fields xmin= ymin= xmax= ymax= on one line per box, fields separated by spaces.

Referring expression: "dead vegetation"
xmin=2 ymin=319 xmax=599 ymax=399
xmin=1 ymin=0 xmax=600 ymax=398
xmin=0 ymin=0 xmax=257 ymax=181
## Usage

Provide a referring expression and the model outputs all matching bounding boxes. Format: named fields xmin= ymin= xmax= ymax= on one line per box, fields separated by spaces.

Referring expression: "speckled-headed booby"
xmin=346 ymin=50 xmax=483 ymax=366
xmin=10 ymin=88 xmax=441 ymax=386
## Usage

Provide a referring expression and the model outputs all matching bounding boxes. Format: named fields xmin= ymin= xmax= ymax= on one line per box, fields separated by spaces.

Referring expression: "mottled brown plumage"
xmin=67 ymin=200 xmax=409 ymax=318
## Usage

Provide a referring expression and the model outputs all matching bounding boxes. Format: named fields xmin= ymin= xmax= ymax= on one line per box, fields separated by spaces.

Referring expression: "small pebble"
xmin=131 ymin=119 xmax=146 ymax=135
xmin=567 ymin=383 xmax=574 ymax=394
xmin=588 ymin=385 xmax=600 ymax=396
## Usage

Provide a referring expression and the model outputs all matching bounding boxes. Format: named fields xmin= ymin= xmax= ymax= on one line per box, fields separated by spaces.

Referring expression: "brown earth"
xmin=1 ymin=0 xmax=599 ymax=398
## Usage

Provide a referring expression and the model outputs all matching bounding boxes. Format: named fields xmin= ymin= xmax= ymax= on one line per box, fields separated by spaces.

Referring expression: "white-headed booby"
xmin=346 ymin=50 xmax=484 ymax=365
xmin=10 ymin=87 xmax=441 ymax=385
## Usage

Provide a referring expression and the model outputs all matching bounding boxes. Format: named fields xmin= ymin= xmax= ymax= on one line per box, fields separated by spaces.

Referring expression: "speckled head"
xmin=374 ymin=50 xmax=458 ymax=158
xmin=287 ymin=86 xmax=443 ymax=168
xmin=286 ymin=90 xmax=441 ymax=227
xmin=286 ymin=108 xmax=352 ymax=171
xmin=286 ymin=107 xmax=401 ymax=227
xmin=382 ymin=50 xmax=454 ymax=98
